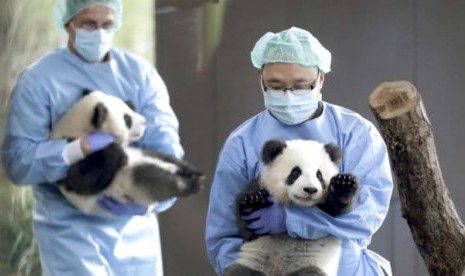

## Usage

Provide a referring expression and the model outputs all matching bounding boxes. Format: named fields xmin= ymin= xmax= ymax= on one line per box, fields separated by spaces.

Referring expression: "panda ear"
xmin=91 ymin=102 xmax=108 ymax=129
xmin=125 ymin=100 xmax=136 ymax=111
xmin=82 ymin=88 xmax=93 ymax=97
xmin=261 ymin=139 xmax=287 ymax=165
xmin=324 ymin=143 xmax=343 ymax=165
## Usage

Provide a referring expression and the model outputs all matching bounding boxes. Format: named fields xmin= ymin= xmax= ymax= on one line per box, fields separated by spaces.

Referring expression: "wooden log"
xmin=368 ymin=81 xmax=465 ymax=276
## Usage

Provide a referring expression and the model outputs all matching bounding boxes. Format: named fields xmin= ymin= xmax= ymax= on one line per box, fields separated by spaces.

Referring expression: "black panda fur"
xmin=51 ymin=89 xmax=204 ymax=216
xmin=225 ymin=139 xmax=359 ymax=276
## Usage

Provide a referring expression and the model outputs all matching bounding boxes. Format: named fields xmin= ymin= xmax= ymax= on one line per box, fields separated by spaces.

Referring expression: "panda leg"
xmin=224 ymin=263 xmax=266 ymax=276
xmin=287 ymin=266 xmax=326 ymax=276
xmin=141 ymin=149 xmax=204 ymax=181
xmin=59 ymin=143 xmax=127 ymax=195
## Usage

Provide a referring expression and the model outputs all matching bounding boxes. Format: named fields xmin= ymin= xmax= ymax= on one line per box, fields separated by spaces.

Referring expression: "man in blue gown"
xmin=205 ymin=26 xmax=393 ymax=276
xmin=2 ymin=0 xmax=183 ymax=275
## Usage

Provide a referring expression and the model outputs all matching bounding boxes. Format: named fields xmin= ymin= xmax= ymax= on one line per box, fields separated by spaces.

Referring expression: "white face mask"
xmin=262 ymin=81 xmax=321 ymax=125
xmin=74 ymin=27 xmax=115 ymax=62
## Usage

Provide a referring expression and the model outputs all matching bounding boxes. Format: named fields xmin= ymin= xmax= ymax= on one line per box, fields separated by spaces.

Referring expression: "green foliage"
xmin=116 ymin=0 xmax=155 ymax=63
xmin=0 ymin=0 xmax=58 ymax=102
xmin=0 ymin=183 xmax=41 ymax=276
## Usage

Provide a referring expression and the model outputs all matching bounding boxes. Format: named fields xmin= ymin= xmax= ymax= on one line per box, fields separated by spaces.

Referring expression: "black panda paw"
xmin=329 ymin=173 xmax=359 ymax=204
xmin=319 ymin=173 xmax=359 ymax=216
xmin=237 ymin=187 xmax=272 ymax=216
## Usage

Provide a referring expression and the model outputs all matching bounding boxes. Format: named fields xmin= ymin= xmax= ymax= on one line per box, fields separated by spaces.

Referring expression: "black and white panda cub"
xmin=225 ymin=139 xmax=360 ymax=276
xmin=50 ymin=89 xmax=204 ymax=217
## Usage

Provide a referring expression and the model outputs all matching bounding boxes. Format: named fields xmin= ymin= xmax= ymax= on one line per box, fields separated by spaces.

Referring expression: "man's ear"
xmin=319 ymin=72 xmax=326 ymax=88
xmin=64 ymin=22 xmax=72 ymax=34
xmin=256 ymin=69 xmax=262 ymax=81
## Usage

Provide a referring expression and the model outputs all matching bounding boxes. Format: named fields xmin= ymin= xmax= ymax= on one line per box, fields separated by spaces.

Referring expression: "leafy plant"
xmin=0 ymin=182 xmax=41 ymax=276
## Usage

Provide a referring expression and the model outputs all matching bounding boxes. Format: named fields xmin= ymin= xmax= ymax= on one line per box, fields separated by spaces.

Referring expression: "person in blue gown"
xmin=1 ymin=0 xmax=183 ymax=275
xmin=205 ymin=26 xmax=393 ymax=276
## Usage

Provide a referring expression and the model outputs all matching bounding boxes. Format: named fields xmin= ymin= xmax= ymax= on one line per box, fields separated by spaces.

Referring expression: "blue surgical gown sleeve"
xmin=133 ymin=66 xmax=184 ymax=214
xmin=136 ymin=66 xmax=184 ymax=160
xmin=286 ymin=123 xmax=393 ymax=241
xmin=1 ymin=73 xmax=69 ymax=185
xmin=206 ymin=137 xmax=252 ymax=273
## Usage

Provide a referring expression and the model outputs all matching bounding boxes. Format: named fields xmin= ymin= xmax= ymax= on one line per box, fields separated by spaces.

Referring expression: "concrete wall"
xmin=156 ymin=1 xmax=465 ymax=275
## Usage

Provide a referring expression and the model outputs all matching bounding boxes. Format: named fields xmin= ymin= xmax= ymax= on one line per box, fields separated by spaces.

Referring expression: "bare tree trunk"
xmin=368 ymin=81 xmax=465 ymax=276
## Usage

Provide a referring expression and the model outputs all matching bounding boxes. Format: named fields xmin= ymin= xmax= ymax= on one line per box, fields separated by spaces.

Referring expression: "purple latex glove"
xmin=97 ymin=196 xmax=147 ymax=216
xmin=85 ymin=133 xmax=115 ymax=154
xmin=241 ymin=196 xmax=286 ymax=235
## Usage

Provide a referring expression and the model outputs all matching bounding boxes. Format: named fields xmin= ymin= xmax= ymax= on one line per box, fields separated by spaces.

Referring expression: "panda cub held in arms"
xmin=50 ymin=89 xmax=204 ymax=217
xmin=225 ymin=139 xmax=360 ymax=276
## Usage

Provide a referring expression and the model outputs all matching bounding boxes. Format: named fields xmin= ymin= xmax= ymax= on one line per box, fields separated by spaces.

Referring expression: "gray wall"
xmin=156 ymin=1 xmax=465 ymax=275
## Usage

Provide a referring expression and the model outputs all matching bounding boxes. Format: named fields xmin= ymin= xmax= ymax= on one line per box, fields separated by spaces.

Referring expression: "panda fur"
xmin=50 ymin=89 xmax=146 ymax=146
xmin=50 ymin=89 xmax=204 ymax=217
xmin=225 ymin=139 xmax=360 ymax=276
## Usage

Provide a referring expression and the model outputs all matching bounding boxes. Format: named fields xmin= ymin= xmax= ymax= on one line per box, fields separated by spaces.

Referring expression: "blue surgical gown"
xmin=1 ymin=48 xmax=184 ymax=276
xmin=205 ymin=104 xmax=394 ymax=276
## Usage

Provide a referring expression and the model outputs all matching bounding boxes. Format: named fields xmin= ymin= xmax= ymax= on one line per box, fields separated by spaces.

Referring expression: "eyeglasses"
xmin=262 ymin=70 xmax=320 ymax=95
xmin=73 ymin=21 xmax=116 ymax=31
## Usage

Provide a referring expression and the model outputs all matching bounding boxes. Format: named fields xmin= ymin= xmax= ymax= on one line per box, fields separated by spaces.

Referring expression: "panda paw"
xmin=329 ymin=173 xmax=359 ymax=204
xmin=237 ymin=187 xmax=272 ymax=216
xmin=319 ymin=173 xmax=359 ymax=216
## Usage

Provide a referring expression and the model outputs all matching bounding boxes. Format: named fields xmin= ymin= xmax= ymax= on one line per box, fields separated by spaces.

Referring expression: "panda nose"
xmin=303 ymin=187 xmax=318 ymax=195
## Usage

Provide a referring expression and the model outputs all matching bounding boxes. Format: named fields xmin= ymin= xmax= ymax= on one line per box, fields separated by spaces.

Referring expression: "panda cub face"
xmin=85 ymin=91 xmax=146 ymax=144
xmin=50 ymin=90 xmax=146 ymax=145
xmin=259 ymin=139 xmax=342 ymax=207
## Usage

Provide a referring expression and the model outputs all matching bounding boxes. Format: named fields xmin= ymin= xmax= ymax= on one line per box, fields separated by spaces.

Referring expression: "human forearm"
xmin=2 ymin=137 xmax=68 ymax=185
xmin=286 ymin=176 xmax=392 ymax=240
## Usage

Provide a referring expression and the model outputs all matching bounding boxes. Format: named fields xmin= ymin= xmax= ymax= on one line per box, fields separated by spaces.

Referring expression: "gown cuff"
xmin=62 ymin=139 xmax=84 ymax=165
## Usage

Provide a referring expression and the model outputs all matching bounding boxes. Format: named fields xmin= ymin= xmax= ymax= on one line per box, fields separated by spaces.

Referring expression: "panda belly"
xmin=236 ymin=235 xmax=341 ymax=276
xmin=123 ymin=147 xmax=178 ymax=172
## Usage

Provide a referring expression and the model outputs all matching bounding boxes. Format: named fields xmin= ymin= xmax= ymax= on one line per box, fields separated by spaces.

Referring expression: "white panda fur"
xmin=260 ymin=139 xmax=340 ymax=207
xmin=50 ymin=89 xmax=204 ymax=217
xmin=50 ymin=90 xmax=146 ymax=145
xmin=226 ymin=139 xmax=359 ymax=276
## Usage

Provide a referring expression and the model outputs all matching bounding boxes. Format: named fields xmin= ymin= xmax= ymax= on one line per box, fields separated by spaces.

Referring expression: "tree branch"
xmin=368 ymin=80 xmax=465 ymax=276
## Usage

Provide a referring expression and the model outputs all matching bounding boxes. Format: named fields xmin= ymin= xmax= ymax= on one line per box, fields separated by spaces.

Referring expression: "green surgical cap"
xmin=53 ymin=0 xmax=123 ymax=29
xmin=250 ymin=26 xmax=332 ymax=73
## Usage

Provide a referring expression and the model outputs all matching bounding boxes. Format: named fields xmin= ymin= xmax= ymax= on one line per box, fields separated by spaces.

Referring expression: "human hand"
xmin=241 ymin=196 xmax=286 ymax=235
xmin=97 ymin=196 xmax=147 ymax=216
xmin=81 ymin=133 xmax=115 ymax=156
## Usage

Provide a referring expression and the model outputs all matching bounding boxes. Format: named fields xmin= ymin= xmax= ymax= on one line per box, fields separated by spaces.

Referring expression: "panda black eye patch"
xmin=124 ymin=114 xmax=132 ymax=128
xmin=316 ymin=170 xmax=326 ymax=188
xmin=286 ymin=166 xmax=302 ymax=185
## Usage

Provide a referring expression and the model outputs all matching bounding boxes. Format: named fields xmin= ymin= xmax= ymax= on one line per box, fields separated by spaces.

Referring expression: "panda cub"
xmin=50 ymin=89 xmax=204 ymax=217
xmin=225 ymin=139 xmax=359 ymax=276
